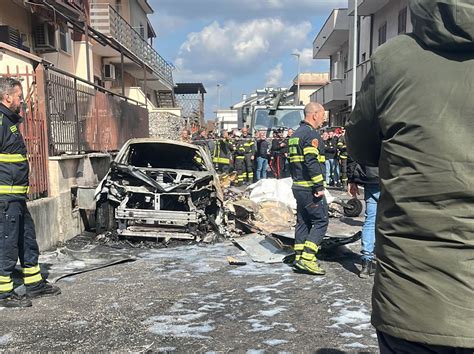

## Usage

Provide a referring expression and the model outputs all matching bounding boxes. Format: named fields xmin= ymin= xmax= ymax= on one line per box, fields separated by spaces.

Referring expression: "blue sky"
xmin=149 ymin=0 xmax=347 ymax=119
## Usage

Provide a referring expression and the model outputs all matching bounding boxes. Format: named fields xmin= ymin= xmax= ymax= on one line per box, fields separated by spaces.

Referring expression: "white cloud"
xmin=265 ymin=63 xmax=284 ymax=87
xmin=293 ymin=47 xmax=316 ymax=69
xmin=174 ymin=19 xmax=312 ymax=85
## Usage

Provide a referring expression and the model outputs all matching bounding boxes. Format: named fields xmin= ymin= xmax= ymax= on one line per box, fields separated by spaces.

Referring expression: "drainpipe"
xmin=352 ymin=0 xmax=358 ymax=110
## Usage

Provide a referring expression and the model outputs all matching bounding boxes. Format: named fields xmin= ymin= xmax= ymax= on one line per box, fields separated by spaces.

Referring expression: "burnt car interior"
xmin=96 ymin=141 xmax=222 ymax=239
xmin=126 ymin=143 xmax=206 ymax=171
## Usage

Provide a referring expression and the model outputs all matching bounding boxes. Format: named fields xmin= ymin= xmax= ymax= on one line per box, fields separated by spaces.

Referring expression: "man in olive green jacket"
xmin=346 ymin=0 xmax=473 ymax=351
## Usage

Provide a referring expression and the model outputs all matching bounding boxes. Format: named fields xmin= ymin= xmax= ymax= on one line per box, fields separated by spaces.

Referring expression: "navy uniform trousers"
xmin=292 ymin=188 xmax=329 ymax=248
xmin=0 ymin=200 xmax=41 ymax=296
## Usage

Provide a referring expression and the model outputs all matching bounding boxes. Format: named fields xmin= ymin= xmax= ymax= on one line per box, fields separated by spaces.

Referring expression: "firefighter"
xmin=212 ymin=130 xmax=232 ymax=173
xmin=0 ymin=78 xmax=61 ymax=308
xmin=234 ymin=127 xmax=255 ymax=185
xmin=288 ymin=102 xmax=328 ymax=275
xmin=336 ymin=128 xmax=348 ymax=188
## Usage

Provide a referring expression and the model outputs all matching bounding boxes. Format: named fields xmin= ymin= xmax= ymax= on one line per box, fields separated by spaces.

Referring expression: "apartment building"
xmin=289 ymin=72 xmax=329 ymax=106
xmin=0 ymin=0 xmax=178 ymax=249
xmin=312 ymin=0 xmax=412 ymax=126
xmin=89 ymin=0 xmax=175 ymax=109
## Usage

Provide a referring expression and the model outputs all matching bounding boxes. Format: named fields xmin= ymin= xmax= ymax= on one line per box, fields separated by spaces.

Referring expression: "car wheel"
xmin=96 ymin=199 xmax=116 ymax=234
xmin=343 ymin=198 xmax=363 ymax=217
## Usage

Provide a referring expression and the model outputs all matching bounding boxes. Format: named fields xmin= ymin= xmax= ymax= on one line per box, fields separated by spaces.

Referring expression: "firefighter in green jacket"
xmin=288 ymin=102 xmax=328 ymax=275
xmin=212 ymin=130 xmax=233 ymax=173
xmin=0 ymin=78 xmax=61 ymax=308
xmin=346 ymin=0 xmax=474 ymax=350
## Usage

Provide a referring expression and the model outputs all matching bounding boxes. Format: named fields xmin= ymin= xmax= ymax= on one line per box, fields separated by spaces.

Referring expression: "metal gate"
xmin=0 ymin=65 xmax=49 ymax=200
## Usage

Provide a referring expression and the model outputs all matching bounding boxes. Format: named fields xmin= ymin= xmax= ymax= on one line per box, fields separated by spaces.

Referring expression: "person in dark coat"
xmin=270 ymin=129 xmax=287 ymax=179
xmin=346 ymin=0 xmax=474 ymax=350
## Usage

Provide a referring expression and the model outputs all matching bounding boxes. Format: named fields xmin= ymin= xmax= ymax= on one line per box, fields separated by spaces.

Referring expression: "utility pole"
xmin=352 ymin=0 xmax=358 ymax=110
xmin=216 ymin=83 xmax=221 ymax=119
xmin=292 ymin=53 xmax=301 ymax=105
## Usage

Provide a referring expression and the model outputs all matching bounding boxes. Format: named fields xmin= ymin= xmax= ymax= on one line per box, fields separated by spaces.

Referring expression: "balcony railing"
xmin=345 ymin=59 xmax=371 ymax=95
xmin=312 ymin=79 xmax=346 ymax=106
xmin=90 ymin=3 xmax=173 ymax=87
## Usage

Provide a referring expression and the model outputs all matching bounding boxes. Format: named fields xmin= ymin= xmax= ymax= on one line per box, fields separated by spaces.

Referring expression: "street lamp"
xmin=216 ymin=83 xmax=221 ymax=112
xmin=352 ymin=0 xmax=359 ymax=109
xmin=291 ymin=53 xmax=301 ymax=106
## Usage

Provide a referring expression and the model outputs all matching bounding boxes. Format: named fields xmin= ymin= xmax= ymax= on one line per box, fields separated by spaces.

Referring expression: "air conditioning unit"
xmin=33 ymin=22 xmax=57 ymax=52
xmin=103 ymin=64 xmax=116 ymax=80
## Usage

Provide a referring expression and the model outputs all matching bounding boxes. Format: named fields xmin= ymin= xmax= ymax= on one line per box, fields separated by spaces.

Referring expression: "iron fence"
xmin=46 ymin=67 xmax=149 ymax=155
xmin=1 ymin=65 xmax=49 ymax=200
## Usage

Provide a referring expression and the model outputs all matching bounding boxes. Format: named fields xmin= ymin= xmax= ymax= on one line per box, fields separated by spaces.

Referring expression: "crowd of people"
xmin=181 ymin=124 xmax=351 ymax=188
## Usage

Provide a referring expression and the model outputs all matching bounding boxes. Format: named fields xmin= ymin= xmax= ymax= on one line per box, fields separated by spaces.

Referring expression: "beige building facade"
xmin=312 ymin=0 xmax=413 ymax=126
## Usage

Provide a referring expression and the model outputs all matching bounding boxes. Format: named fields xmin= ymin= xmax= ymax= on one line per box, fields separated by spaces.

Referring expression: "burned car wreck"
xmin=95 ymin=139 xmax=224 ymax=240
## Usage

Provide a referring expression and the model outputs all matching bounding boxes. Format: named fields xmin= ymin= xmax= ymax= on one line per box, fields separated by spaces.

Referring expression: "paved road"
xmin=1 ymin=192 xmax=379 ymax=353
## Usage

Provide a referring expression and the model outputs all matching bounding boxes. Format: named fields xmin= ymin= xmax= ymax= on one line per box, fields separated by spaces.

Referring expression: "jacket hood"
xmin=410 ymin=0 xmax=474 ymax=52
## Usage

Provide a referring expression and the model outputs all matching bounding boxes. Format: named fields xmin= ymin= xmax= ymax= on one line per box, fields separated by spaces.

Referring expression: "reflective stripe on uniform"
xmin=22 ymin=265 xmax=41 ymax=275
xmin=311 ymin=174 xmax=324 ymax=183
xmin=236 ymin=155 xmax=245 ymax=159
xmin=0 ymin=275 xmax=11 ymax=283
xmin=294 ymin=243 xmax=305 ymax=251
xmin=0 ymin=281 xmax=13 ymax=292
xmin=288 ymin=137 xmax=300 ymax=146
xmin=23 ymin=273 xmax=42 ymax=285
xmin=304 ymin=240 xmax=319 ymax=253
xmin=318 ymin=155 xmax=326 ymax=163
xmin=0 ymin=185 xmax=29 ymax=194
xmin=340 ymin=155 xmax=348 ymax=159
xmin=293 ymin=181 xmax=315 ymax=187
xmin=289 ymin=156 xmax=304 ymax=163
xmin=303 ymin=147 xmax=318 ymax=155
xmin=213 ymin=157 xmax=230 ymax=164
xmin=0 ymin=154 xmax=27 ymax=163
xmin=301 ymin=251 xmax=316 ymax=262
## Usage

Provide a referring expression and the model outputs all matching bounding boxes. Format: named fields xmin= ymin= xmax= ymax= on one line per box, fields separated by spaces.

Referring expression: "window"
xmin=139 ymin=24 xmax=145 ymax=39
xmin=361 ymin=52 xmax=366 ymax=62
xmin=378 ymin=22 xmax=387 ymax=46
xmin=59 ymin=24 xmax=71 ymax=54
xmin=398 ymin=7 xmax=407 ymax=34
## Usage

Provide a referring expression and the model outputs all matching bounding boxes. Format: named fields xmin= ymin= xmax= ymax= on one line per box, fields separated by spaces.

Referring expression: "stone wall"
xmin=149 ymin=109 xmax=184 ymax=140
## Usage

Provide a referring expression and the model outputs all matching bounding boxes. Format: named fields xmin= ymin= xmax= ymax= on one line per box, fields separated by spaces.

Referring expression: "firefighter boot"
xmin=294 ymin=259 xmax=326 ymax=275
xmin=26 ymin=280 xmax=61 ymax=299
xmin=0 ymin=293 xmax=32 ymax=308
xmin=293 ymin=241 xmax=325 ymax=275
xmin=292 ymin=243 xmax=304 ymax=268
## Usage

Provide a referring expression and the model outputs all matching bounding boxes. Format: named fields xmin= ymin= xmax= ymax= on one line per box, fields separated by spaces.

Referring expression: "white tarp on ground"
xmin=247 ymin=178 xmax=335 ymax=210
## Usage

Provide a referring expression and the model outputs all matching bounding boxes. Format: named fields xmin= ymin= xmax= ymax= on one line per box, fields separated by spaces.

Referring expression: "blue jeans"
xmin=361 ymin=183 xmax=380 ymax=262
xmin=325 ymin=159 xmax=336 ymax=184
xmin=256 ymin=156 xmax=268 ymax=180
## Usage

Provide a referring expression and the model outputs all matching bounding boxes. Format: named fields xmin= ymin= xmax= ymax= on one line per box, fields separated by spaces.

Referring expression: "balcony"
xmin=311 ymin=79 xmax=347 ymax=109
xmin=90 ymin=3 xmax=173 ymax=88
xmin=313 ymin=9 xmax=349 ymax=59
xmin=345 ymin=59 xmax=371 ymax=96
xmin=348 ymin=0 xmax=391 ymax=16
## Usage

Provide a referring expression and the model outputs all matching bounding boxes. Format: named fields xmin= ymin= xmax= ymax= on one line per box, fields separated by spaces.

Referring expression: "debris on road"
xmin=233 ymin=233 xmax=294 ymax=264
xmin=226 ymin=256 xmax=247 ymax=266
